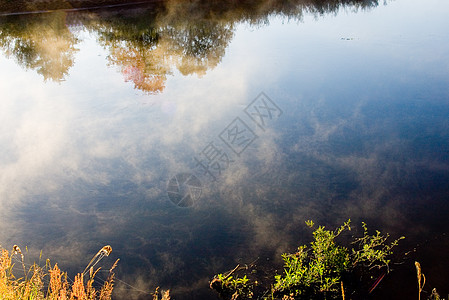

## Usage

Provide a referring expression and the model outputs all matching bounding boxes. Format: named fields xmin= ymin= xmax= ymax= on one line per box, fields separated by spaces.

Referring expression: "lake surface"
xmin=1 ymin=0 xmax=449 ymax=298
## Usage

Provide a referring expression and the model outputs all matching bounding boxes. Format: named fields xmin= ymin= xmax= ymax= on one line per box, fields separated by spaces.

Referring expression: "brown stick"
xmin=224 ymin=264 xmax=240 ymax=279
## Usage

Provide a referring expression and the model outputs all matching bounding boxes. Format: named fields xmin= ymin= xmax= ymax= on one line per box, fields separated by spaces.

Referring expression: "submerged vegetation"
xmin=211 ymin=220 xmax=404 ymax=300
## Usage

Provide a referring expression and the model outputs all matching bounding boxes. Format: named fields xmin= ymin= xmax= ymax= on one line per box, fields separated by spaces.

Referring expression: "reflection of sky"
xmin=1 ymin=0 xmax=449 ymax=298
xmin=230 ymin=0 xmax=449 ymax=97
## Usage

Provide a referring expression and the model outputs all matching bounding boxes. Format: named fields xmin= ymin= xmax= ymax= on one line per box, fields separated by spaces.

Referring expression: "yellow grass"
xmin=152 ymin=287 xmax=171 ymax=300
xmin=0 ymin=246 xmax=118 ymax=300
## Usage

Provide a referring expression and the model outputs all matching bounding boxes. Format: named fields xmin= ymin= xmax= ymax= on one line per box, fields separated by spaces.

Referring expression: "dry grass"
xmin=415 ymin=261 xmax=425 ymax=300
xmin=0 ymin=245 xmax=118 ymax=300
xmin=152 ymin=287 xmax=171 ymax=300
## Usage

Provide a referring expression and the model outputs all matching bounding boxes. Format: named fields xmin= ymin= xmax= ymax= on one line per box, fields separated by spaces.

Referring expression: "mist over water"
xmin=1 ymin=0 xmax=449 ymax=298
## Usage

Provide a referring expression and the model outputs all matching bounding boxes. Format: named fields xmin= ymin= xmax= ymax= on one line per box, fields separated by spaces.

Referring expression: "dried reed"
xmin=48 ymin=263 xmax=68 ymax=300
xmin=153 ymin=286 xmax=171 ymax=300
xmin=83 ymin=246 xmax=112 ymax=277
xmin=0 ymin=244 xmax=117 ymax=300
xmin=415 ymin=261 xmax=425 ymax=300
xmin=98 ymin=259 xmax=118 ymax=300
xmin=12 ymin=245 xmax=27 ymax=279
xmin=341 ymin=281 xmax=345 ymax=300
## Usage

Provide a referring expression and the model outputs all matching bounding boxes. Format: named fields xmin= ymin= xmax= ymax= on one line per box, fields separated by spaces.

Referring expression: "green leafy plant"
xmin=273 ymin=220 xmax=352 ymax=298
xmin=220 ymin=274 xmax=252 ymax=297
xmin=211 ymin=220 xmax=404 ymax=300
xmin=210 ymin=265 xmax=254 ymax=299
xmin=351 ymin=222 xmax=402 ymax=272
xmin=272 ymin=220 xmax=404 ymax=299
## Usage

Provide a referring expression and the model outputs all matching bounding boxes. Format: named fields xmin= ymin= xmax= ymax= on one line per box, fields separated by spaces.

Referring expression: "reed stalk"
xmin=415 ymin=261 xmax=425 ymax=300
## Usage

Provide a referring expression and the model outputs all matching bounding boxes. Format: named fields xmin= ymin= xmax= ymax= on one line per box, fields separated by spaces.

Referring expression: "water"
xmin=1 ymin=0 xmax=449 ymax=298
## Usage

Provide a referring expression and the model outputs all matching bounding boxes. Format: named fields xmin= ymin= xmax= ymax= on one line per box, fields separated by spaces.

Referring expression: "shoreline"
xmin=0 ymin=0 xmax=161 ymax=15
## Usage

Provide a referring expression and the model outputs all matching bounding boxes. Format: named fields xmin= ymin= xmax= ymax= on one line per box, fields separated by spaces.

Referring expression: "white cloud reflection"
xmin=0 ymin=0 xmax=449 ymax=297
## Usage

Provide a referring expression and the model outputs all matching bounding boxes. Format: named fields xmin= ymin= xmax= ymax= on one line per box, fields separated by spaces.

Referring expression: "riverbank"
xmin=0 ymin=0 xmax=159 ymax=15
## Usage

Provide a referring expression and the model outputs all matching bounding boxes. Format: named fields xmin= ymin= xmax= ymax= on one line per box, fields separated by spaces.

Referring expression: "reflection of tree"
xmin=83 ymin=6 xmax=234 ymax=94
xmin=84 ymin=0 xmax=378 ymax=94
xmin=0 ymin=12 xmax=78 ymax=82
xmin=109 ymin=46 xmax=167 ymax=94
xmin=81 ymin=8 xmax=167 ymax=94
xmin=163 ymin=22 xmax=234 ymax=76
xmin=0 ymin=0 xmax=379 ymax=89
xmin=102 ymin=22 xmax=234 ymax=93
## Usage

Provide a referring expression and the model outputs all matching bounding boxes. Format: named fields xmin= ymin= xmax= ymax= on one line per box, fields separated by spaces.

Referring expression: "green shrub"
xmin=272 ymin=220 xmax=403 ymax=299
xmin=211 ymin=220 xmax=404 ymax=300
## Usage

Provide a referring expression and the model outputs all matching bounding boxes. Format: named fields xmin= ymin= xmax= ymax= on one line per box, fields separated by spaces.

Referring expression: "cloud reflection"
xmin=2 ymin=0 xmax=449 ymax=299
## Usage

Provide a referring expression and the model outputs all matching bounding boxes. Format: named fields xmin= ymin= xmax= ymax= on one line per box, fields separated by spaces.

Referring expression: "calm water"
xmin=1 ymin=0 xmax=449 ymax=298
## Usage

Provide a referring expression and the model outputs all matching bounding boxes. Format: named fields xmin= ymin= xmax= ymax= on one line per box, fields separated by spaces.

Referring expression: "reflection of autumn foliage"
xmin=87 ymin=0 xmax=377 ymax=94
xmin=0 ymin=0 xmax=379 ymax=90
xmin=0 ymin=12 xmax=78 ymax=82
xmin=98 ymin=16 xmax=234 ymax=94
xmin=110 ymin=47 xmax=166 ymax=94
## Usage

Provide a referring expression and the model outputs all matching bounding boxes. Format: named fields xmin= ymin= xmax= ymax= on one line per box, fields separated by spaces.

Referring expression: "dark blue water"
xmin=1 ymin=0 xmax=449 ymax=298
